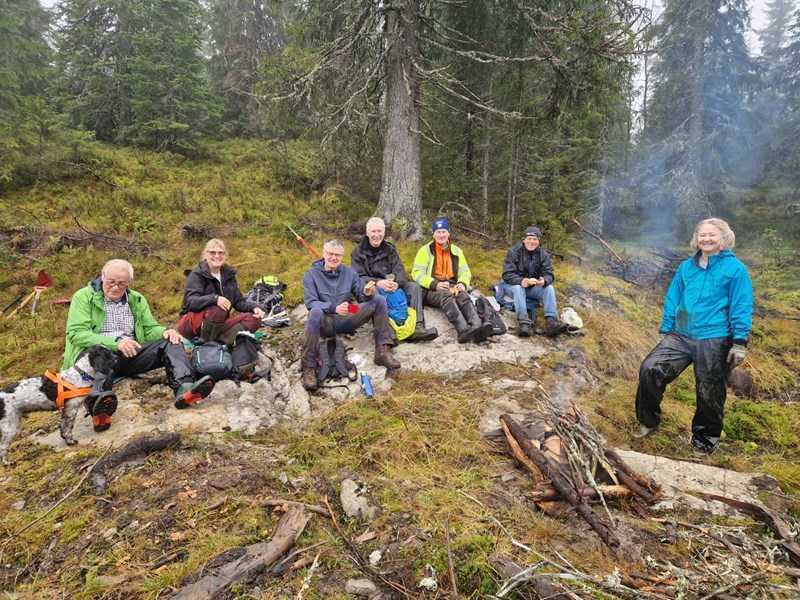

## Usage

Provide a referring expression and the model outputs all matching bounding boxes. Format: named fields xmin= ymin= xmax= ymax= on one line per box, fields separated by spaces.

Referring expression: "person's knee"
xmin=306 ymin=307 xmax=325 ymax=332
xmin=240 ymin=314 xmax=261 ymax=332
xmin=204 ymin=305 xmax=228 ymax=321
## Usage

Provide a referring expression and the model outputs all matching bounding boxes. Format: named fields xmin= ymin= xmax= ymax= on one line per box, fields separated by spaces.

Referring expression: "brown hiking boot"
xmin=545 ymin=316 xmax=569 ymax=338
xmin=301 ymin=366 xmax=318 ymax=391
xmin=374 ymin=344 xmax=401 ymax=370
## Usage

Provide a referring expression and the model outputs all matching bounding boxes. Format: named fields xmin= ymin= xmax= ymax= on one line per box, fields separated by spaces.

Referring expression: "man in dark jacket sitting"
xmin=502 ymin=226 xmax=569 ymax=337
xmin=350 ymin=217 xmax=438 ymax=343
xmin=301 ymin=239 xmax=401 ymax=390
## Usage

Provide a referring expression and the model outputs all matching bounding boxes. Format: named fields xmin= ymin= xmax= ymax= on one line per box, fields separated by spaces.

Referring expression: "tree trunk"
xmin=377 ymin=0 xmax=422 ymax=240
xmin=481 ymin=78 xmax=493 ymax=232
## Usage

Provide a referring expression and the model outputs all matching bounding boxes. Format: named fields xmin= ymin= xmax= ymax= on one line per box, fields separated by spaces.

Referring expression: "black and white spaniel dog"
xmin=0 ymin=346 xmax=117 ymax=466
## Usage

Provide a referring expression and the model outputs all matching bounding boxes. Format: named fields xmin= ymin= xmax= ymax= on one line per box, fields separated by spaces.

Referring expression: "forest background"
xmin=3 ymin=0 xmax=800 ymax=243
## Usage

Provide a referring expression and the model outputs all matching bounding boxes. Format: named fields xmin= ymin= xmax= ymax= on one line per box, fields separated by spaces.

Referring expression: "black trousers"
xmin=86 ymin=339 xmax=196 ymax=397
xmin=635 ymin=333 xmax=732 ymax=452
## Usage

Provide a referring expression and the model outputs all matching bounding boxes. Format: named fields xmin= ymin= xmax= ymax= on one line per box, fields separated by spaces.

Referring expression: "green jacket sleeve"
xmin=64 ymin=288 xmax=119 ymax=361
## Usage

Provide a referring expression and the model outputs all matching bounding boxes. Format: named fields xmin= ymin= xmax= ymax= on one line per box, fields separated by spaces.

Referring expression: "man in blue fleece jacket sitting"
xmin=301 ymin=239 xmax=400 ymax=390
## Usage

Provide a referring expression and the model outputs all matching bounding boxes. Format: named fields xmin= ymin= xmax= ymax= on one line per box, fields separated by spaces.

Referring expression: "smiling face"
xmin=433 ymin=228 xmax=450 ymax=247
xmin=102 ymin=265 xmax=131 ymax=302
xmin=323 ymin=245 xmax=344 ymax=271
xmin=523 ymin=236 xmax=540 ymax=251
xmin=696 ymin=223 xmax=723 ymax=256
xmin=205 ymin=244 xmax=228 ymax=273
xmin=367 ymin=222 xmax=385 ymax=248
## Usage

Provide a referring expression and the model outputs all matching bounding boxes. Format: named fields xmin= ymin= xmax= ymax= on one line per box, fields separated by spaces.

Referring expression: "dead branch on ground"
xmin=91 ymin=433 xmax=180 ymax=493
xmin=572 ymin=218 xmax=624 ymax=263
xmin=169 ymin=507 xmax=311 ymax=599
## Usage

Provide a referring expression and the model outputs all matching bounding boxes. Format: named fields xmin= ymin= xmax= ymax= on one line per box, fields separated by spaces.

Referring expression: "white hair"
xmin=102 ymin=259 xmax=134 ymax=280
xmin=366 ymin=217 xmax=385 ymax=232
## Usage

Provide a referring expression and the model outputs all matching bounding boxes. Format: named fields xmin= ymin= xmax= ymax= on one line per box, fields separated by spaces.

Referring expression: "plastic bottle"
xmin=360 ymin=373 xmax=374 ymax=398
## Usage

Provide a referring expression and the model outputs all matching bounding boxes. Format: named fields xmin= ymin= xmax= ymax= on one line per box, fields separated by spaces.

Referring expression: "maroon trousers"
xmin=176 ymin=305 xmax=260 ymax=340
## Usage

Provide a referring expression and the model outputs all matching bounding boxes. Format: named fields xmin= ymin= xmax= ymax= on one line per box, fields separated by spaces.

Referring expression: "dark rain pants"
xmin=87 ymin=339 xmax=196 ymax=398
xmin=635 ymin=332 xmax=732 ymax=453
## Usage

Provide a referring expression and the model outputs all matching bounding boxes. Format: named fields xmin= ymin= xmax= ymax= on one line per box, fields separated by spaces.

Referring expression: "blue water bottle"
xmin=360 ymin=373 xmax=374 ymax=398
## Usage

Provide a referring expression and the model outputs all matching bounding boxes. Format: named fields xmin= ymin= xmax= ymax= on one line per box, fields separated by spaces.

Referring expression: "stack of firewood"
xmin=499 ymin=402 xmax=661 ymax=550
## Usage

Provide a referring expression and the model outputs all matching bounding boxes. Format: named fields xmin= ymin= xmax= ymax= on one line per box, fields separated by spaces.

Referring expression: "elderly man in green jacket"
xmin=63 ymin=259 xmax=214 ymax=433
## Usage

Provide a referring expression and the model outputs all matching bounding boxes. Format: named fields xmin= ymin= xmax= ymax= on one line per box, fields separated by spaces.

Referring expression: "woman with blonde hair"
xmin=177 ymin=239 xmax=264 ymax=345
xmin=632 ymin=218 xmax=753 ymax=457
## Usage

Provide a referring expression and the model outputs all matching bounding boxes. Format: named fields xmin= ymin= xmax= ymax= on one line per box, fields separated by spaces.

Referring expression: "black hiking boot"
xmin=87 ymin=392 xmax=118 ymax=432
xmin=518 ymin=321 xmax=532 ymax=337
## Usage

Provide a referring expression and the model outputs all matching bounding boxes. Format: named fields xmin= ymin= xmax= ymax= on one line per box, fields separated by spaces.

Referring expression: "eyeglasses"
xmin=104 ymin=280 xmax=129 ymax=289
xmin=324 ymin=252 xmax=343 ymax=258
xmin=206 ymin=251 xmax=226 ymax=256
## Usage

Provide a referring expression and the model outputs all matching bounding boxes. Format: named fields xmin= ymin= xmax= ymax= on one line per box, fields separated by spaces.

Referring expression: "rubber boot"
xmin=463 ymin=301 xmax=494 ymax=343
xmin=443 ymin=301 xmax=477 ymax=344
xmin=217 ymin=323 xmax=246 ymax=347
xmin=199 ymin=319 xmax=223 ymax=343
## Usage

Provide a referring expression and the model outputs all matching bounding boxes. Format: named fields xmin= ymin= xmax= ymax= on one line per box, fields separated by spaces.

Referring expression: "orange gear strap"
xmin=43 ymin=369 xmax=92 ymax=410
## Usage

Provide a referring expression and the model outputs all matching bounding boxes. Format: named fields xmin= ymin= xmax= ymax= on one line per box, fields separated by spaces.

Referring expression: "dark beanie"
xmin=523 ymin=225 xmax=542 ymax=240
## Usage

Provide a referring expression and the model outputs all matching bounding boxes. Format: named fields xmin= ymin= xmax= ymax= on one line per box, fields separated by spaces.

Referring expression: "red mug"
xmin=347 ymin=303 xmax=359 ymax=314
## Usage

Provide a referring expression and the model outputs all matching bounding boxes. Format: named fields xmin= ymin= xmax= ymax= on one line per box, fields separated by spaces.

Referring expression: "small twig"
xmin=445 ymin=517 xmax=459 ymax=599
xmin=322 ymin=496 xmax=414 ymax=598
xmin=294 ymin=550 xmax=321 ymax=600
xmin=0 ymin=444 xmax=113 ymax=563
xmin=697 ymin=572 xmax=768 ymax=600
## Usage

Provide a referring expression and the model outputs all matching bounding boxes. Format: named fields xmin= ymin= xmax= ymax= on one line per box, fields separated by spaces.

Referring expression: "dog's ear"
xmin=86 ymin=345 xmax=117 ymax=374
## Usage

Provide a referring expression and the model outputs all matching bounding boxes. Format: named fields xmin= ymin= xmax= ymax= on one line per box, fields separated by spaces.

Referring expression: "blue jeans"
xmin=510 ymin=284 xmax=558 ymax=323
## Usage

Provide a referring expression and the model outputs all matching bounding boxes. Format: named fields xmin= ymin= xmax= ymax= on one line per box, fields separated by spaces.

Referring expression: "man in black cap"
xmin=502 ymin=225 xmax=569 ymax=337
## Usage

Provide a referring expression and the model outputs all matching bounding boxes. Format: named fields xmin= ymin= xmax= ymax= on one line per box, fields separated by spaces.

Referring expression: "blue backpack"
xmin=378 ymin=288 xmax=409 ymax=325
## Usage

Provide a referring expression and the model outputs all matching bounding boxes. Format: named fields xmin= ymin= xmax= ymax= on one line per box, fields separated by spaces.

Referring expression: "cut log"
xmin=91 ymin=433 xmax=181 ymax=493
xmin=500 ymin=414 xmax=620 ymax=549
xmin=531 ymin=485 xmax=635 ymax=503
xmin=169 ymin=507 xmax=311 ymax=599
xmin=603 ymin=449 xmax=661 ymax=503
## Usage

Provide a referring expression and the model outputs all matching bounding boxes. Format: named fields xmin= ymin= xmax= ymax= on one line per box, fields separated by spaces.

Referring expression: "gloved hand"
xmin=727 ymin=344 xmax=746 ymax=368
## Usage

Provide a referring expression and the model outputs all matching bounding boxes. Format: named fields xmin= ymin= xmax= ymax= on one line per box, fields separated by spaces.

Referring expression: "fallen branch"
xmin=264 ymin=498 xmax=331 ymax=518
xmin=91 ymin=433 xmax=181 ymax=493
xmin=694 ymin=492 xmax=800 ymax=567
xmin=572 ymin=219 xmax=624 ymax=263
xmin=169 ymin=507 xmax=311 ymax=599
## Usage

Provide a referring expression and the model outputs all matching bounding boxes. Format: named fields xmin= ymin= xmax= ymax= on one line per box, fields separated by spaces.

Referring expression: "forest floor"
xmin=0 ymin=140 xmax=798 ymax=598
